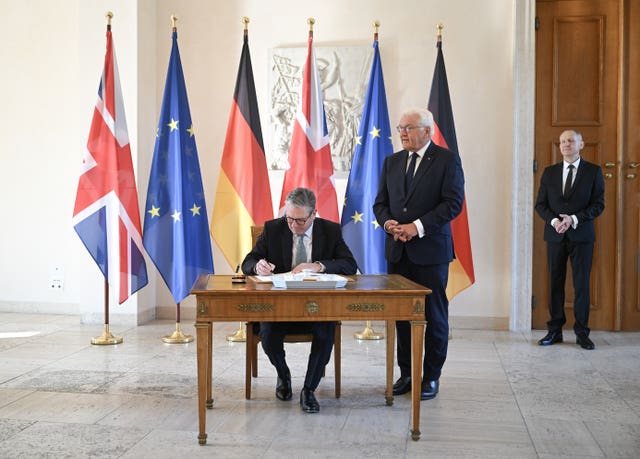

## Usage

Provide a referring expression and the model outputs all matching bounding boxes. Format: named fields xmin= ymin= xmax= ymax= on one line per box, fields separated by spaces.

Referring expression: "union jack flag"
xmin=72 ymin=26 xmax=148 ymax=304
xmin=279 ymin=29 xmax=339 ymax=222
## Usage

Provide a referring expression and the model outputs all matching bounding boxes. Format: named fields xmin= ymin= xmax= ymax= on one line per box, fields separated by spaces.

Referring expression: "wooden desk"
xmin=191 ymin=274 xmax=430 ymax=444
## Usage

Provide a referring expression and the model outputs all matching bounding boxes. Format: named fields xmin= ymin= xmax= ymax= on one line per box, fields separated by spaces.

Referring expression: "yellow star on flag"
xmin=190 ymin=203 xmax=201 ymax=216
xmin=369 ymin=126 xmax=380 ymax=138
xmin=171 ymin=209 xmax=181 ymax=222
xmin=187 ymin=124 xmax=195 ymax=137
xmin=351 ymin=211 xmax=364 ymax=223
xmin=372 ymin=219 xmax=380 ymax=229
xmin=147 ymin=205 xmax=160 ymax=218
xmin=355 ymin=135 xmax=362 ymax=145
xmin=167 ymin=118 xmax=179 ymax=131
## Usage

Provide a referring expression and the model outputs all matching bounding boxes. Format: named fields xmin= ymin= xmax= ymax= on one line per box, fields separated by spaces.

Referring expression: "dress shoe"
xmin=576 ymin=333 xmax=595 ymax=350
xmin=392 ymin=376 xmax=412 ymax=395
xmin=538 ymin=331 xmax=563 ymax=346
xmin=300 ymin=387 xmax=320 ymax=413
xmin=420 ymin=379 xmax=439 ymax=400
xmin=275 ymin=374 xmax=292 ymax=401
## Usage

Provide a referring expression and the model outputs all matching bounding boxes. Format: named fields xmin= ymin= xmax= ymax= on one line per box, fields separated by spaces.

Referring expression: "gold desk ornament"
xmin=347 ymin=303 xmax=384 ymax=312
xmin=305 ymin=301 xmax=319 ymax=315
xmin=162 ymin=322 xmax=194 ymax=344
xmin=413 ymin=300 xmax=424 ymax=314
xmin=198 ymin=302 xmax=206 ymax=314
xmin=91 ymin=324 xmax=123 ymax=345
xmin=236 ymin=303 xmax=274 ymax=313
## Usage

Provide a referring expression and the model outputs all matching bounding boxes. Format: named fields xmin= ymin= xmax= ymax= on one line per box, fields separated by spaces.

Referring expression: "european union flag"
xmin=341 ymin=40 xmax=393 ymax=274
xmin=143 ymin=30 xmax=214 ymax=303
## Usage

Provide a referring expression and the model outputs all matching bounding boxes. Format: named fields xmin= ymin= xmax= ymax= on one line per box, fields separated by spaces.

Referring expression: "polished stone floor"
xmin=0 ymin=312 xmax=639 ymax=458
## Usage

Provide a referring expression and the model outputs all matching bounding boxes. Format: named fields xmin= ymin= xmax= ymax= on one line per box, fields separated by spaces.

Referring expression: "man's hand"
xmin=255 ymin=259 xmax=275 ymax=275
xmin=392 ymin=223 xmax=418 ymax=242
xmin=553 ymin=214 xmax=573 ymax=234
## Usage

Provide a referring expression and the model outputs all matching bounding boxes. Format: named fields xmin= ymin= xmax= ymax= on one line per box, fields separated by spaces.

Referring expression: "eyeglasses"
xmin=285 ymin=213 xmax=313 ymax=225
xmin=396 ymin=125 xmax=425 ymax=133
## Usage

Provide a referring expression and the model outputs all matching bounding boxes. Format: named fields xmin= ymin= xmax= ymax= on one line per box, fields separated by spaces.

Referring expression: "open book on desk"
xmin=251 ymin=273 xmax=350 ymax=289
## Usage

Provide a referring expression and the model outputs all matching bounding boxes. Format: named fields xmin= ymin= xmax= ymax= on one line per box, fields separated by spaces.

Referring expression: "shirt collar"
xmin=564 ymin=157 xmax=581 ymax=169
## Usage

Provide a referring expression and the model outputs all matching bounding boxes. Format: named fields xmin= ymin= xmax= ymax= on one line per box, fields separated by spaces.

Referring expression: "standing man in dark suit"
xmin=242 ymin=187 xmax=357 ymax=413
xmin=373 ymin=108 xmax=464 ymax=400
xmin=535 ymin=130 xmax=605 ymax=350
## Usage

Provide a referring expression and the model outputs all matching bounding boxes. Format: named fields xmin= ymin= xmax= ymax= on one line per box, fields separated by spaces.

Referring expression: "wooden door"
xmin=620 ymin=0 xmax=640 ymax=330
xmin=533 ymin=0 xmax=621 ymax=330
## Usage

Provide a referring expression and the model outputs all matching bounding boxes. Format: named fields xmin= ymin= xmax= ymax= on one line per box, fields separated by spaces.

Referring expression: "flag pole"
xmin=225 ymin=16 xmax=253 ymax=344
xmin=354 ymin=20 xmax=385 ymax=342
xmin=90 ymin=12 xmax=123 ymax=346
xmin=159 ymin=14 xmax=194 ymax=345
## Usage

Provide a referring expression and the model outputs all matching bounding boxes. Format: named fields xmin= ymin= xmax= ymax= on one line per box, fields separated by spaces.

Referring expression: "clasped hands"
xmin=385 ymin=220 xmax=418 ymax=242
xmin=553 ymin=214 xmax=573 ymax=234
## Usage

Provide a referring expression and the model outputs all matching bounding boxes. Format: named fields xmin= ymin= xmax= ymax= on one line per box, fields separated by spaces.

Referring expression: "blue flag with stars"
xmin=341 ymin=40 xmax=393 ymax=274
xmin=143 ymin=30 xmax=214 ymax=303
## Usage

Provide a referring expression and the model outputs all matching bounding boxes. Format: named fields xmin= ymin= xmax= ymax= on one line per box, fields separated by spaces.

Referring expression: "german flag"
xmin=428 ymin=36 xmax=475 ymax=298
xmin=211 ymin=26 xmax=273 ymax=270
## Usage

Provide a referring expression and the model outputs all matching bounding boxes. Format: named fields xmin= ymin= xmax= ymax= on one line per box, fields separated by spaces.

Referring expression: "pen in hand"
xmin=255 ymin=259 xmax=275 ymax=275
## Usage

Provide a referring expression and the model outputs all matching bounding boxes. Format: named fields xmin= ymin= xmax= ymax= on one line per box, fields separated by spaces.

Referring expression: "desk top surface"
xmin=191 ymin=274 xmax=430 ymax=296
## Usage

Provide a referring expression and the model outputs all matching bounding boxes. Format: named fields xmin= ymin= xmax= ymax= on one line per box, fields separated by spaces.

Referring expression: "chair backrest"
xmin=251 ymin=225 xmax=264 ymax=247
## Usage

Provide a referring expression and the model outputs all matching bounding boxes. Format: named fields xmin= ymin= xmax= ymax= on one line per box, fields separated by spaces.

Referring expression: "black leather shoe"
xmin=392 ymin=376 xmax=412 ymax=395
xmin=420 ymin=379 xmax=439 ymax=400
xmin=538 ymin=331 xmax=563 ymax=346
xmin=576 ymin=333 xmax=595 ymax=350
xmin=300 ymin=388 xmax=319 ymax=413
xmin=275 ymin=373 xmax=292 ymax=401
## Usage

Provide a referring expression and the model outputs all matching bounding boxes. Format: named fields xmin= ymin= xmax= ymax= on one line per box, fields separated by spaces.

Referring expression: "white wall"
xmin=0 ymin=0 xmax=529 ymax=329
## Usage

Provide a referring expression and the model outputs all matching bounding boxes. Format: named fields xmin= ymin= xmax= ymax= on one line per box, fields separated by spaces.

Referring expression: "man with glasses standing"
xmin=374 ymin=108 xmax=464 ymax=401
xmin=242 ymin=187 xmax=357 ymax=413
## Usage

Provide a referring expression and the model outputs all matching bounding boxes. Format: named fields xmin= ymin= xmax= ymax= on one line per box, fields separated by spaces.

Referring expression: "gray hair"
xmin=285 ymin=187 xmax=316 ymax=212
xmin=402 ymin=107 xmax=435 ymax=133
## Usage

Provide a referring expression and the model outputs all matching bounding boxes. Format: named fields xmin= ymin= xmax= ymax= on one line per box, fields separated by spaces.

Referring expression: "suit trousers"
xmin=546 ymin=239 xmax=594 ymax=335
xmin=259 ymin=321 xmax=336 ymax=391
xmin=389 ymin=250 xmax=449 ymax=381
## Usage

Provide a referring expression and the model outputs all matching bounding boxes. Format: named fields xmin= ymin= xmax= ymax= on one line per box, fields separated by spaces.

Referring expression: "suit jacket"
xmin=373 ymin=142 xmax=465 ymax=265
xmin=535 ymin=159 xmax=605 ymax=243
xmin=241 ymin=217 xmax=358 ymax=275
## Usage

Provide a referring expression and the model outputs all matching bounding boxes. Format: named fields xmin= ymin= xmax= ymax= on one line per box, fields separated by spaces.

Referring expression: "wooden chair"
xmin=245 ymin=225 xmax=341 ymax=400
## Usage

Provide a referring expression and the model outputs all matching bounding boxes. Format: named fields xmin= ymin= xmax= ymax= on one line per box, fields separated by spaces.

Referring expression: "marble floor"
xmin=0 ymin=312 xmax=639 ymax=458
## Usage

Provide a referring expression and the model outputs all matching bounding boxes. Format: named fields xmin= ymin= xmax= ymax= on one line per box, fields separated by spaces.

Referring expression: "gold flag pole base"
xmin=226 ymin=322 xmax=246 ymax=342
xmin=91 ymin=324 xmax=123 ymax=345
xmin=162 ymin=323 xmax=194 ymax=344
xmin=354 ymin=321 xmax=384 ymax=340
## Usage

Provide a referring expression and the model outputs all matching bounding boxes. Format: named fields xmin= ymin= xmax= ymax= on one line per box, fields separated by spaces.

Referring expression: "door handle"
xmin=604 ymin=162 xmax=616 ymax=168
xmin=626 ymin=173 xmax=637 ymax=180
xmin=628 ymin=162 xmax=639 ymax=169
xmin=604 ymin=173 xmax=614 ymax=180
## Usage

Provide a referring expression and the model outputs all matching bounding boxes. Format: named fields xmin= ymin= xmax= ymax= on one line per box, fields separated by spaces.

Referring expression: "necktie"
xmin=294 ymin=234 xmax=307 ymax=267
xmin=564 ymin=164 xmax=574 ymax=198
xmin=405 ymin=152 xmax=418 ymax=191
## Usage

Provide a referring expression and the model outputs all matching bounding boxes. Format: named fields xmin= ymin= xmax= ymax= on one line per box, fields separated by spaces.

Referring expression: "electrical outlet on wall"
xmin=50 ymin=266 xmax=64 ymax=290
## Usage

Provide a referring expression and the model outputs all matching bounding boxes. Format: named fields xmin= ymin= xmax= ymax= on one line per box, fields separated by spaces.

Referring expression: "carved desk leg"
xmin=410 ymin=320 xmax=426 ymax=441
xmin=195 ymin=322 xmax=210 ymax=445
xmin=385 ymin=320 xmax=395 ymax=406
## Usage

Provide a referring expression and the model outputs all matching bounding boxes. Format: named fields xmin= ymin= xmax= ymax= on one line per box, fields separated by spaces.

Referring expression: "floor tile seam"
xmin=493 ymin=339 xmax=539 ymax=456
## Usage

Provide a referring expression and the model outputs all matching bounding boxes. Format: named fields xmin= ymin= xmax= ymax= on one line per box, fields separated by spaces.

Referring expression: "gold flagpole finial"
xmin=437 ymin=22 xmax=444 ymax=41
xmin=105 ymin=11 xmax=113 ymax=27
xmin=307 ymin=17 xmax=315 ymax=38
xmin=242 ymin=16 xmax=250 ymax=30
xmin=171 ymin=14 xmax=178 ymax=30
xmin=373 ymin=20 xmax=380 ymax=41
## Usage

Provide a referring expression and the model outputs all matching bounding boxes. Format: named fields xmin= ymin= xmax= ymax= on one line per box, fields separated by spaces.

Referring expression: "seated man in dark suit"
xmin=241 ymin=187 xmax=357 ymax=413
